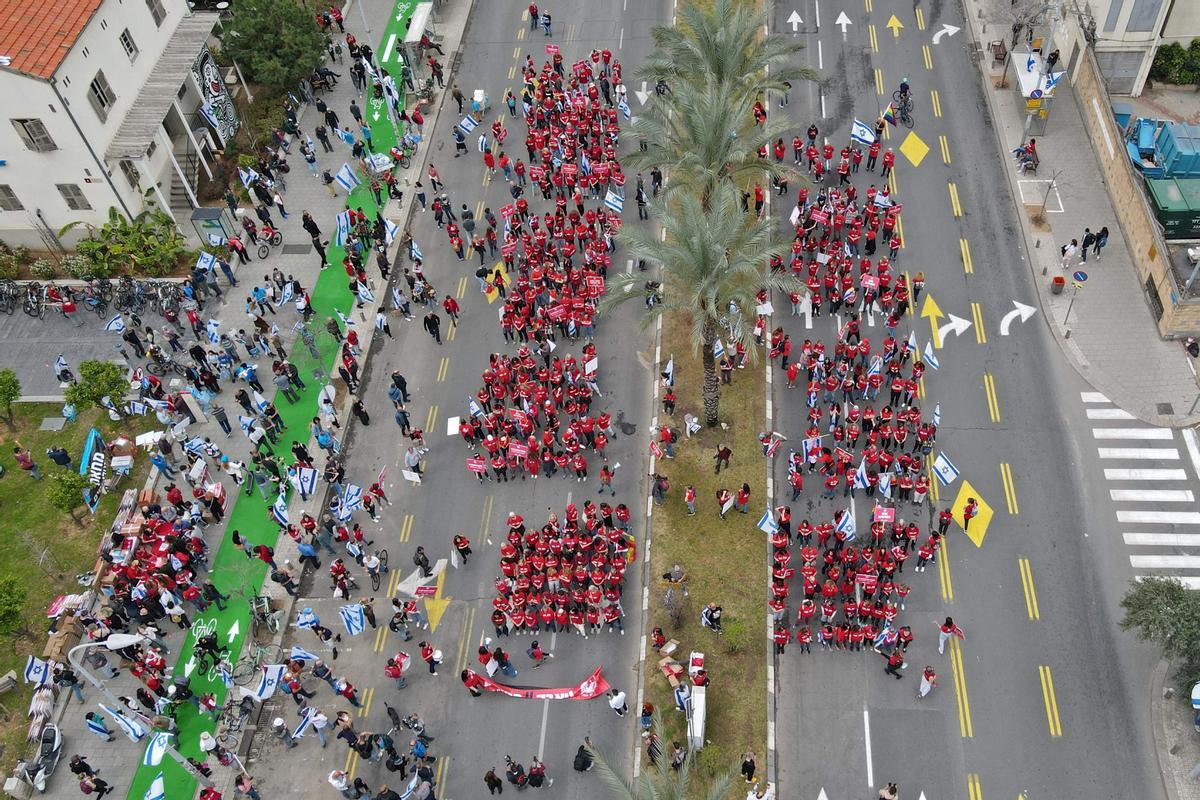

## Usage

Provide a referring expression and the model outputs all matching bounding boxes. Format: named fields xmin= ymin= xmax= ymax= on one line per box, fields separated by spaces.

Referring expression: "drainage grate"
xmin=1158 ymin=402 xmax=1175 ymax=416
xmin=282 ymin=244 xmax=311 ymax=255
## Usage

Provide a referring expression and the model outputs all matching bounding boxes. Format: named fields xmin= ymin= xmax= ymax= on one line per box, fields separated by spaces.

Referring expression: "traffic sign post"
xmin=1064 ymin=271 xmax=1086 ymax=326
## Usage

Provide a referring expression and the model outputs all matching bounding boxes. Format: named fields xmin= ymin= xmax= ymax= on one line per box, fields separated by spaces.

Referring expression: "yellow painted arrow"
xmin=425 ymin=569 xmax=452 ymax=631
xmin=886 ymin=14 xmax=904 ymax=38
xmin=920 ymin=293 xmax=945 ymax=349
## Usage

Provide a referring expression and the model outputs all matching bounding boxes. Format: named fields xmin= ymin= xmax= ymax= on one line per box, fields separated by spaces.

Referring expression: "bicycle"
xmin=232 ymin=642 xmax=284 ymax=685
xmin=0 ymin=279 xmax=17 ymax=314
xmin=145 ymin=350 xmax=190 ymax=377
xmin=256 ymin=225 xmax=284 ymax=259
xmin=891 ymin=89 xmax=915 ymax=129
xmin=249 ymin=595 xmax=284 ymax=638
xmin=368 ymin=548 xmax=390 ymax=591
xmin=22 ymin=282 xmax=43 ymax=319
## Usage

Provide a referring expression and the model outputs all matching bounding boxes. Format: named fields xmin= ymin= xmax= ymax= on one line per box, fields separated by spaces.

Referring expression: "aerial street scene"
xmin=3 ymin=0 xmax=1200 ymax=797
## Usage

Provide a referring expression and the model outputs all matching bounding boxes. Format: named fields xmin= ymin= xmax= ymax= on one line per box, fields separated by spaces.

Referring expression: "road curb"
xmin=1151 ymin=658 xmax=1185 ymax=800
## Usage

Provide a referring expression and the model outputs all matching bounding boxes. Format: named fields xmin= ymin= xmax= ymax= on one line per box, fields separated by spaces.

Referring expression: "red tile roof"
xmin=0 ymin=0 xmax=104 ymax=79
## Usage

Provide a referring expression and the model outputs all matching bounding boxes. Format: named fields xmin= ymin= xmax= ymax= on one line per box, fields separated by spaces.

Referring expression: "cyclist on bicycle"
xmin=898 ymin=78 xmax=910 ymax=100
xmin=195 ymin=632 xmax=221 ymax=671
xmin=363 ymin=551 xmax=382 ymax=583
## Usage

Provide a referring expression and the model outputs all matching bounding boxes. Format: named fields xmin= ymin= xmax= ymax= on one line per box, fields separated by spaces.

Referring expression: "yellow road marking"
xmin=926 ymin=453 xmax=940 ymax=505
xmin=948 ymin=182 xmax=962 ymax=217
xmin=387 ymin=562 xmax=401 ymax=595
xmin=869 ymin=25 xmax=879 ymax=53
xmin=373 ymin=616 xmax=388 ymax=652
xmin=983 ymin=372 xmax=1000 ymax=422
xmin=874 ymin=65 xmax=883 ymax=93
xmin=952 ymin=479 xmax=995 ymax=547
xmin=344 ymin=746 xmax=355 ymax=774
xmin=888 ymin=170 xmax=897 ymax=194
xmin=457 ymin=276 xmax=468 ymax=299
xmin=971 ymin=302 xmax=986 ymax=344
xmin=435 ymin=757 xmax=449 ymax=795
xmin=930 ymin=89 xmax=942 ymax=117
xmin=437 ymin=357 xmax=450 ymax=382
xmin=507 ymin=65 xmax=517 ymax=80
xmin=886 ymin=14 xmax=903 ymax=37
xmin=425 ymin=404 xmax=439 ymax=432
xmin=865 ymin=0 xmax=872 ymax=10
xmin=453 ymin=606 xmax=474 ymax=674
xmin=938 ymin=521 xmax=953 ymax=602
xmin=922 ymin=44 xmax=933 ymax=70
xmin=1039 ymin=665 xmax=1064 ymax=736
xmin=512 ymin=46 xmax=519 ymax=59
xmin=959 ymin=238 xmax=973 ymax=275
xmin=882 ymin=124 xmax=890 ymax=141
xmin=567 ymin=23 xmax=576 ymax=40
xmin=399 ymin=514 xmax=414 ymax=543
xmin=895 ymin=214 xmax=904 ymax=244
xmin=1001 ymin=463 xmax=1019 ymax=515
xmin=359 ymin=686 xmax=374 ymax=718
xmin=521 ymin=8 xmax=528 ymax=20
xmin=517 ymin=27 xmax=526 ymax=40
xmin=475 ymin=200 xmax=484 ymax=219
xmin=939 ymin=134 xmax=951 ymax=165
xmin=950 ymin=637 xmax=973 ymax=737
xmin=915 ymin=7 xmax=926 ymax=29
xmin=967 ymin=773 xmax=982 ymax=800
xmin=1019 ymin=557 xmax=1040 ymax=620
xmin=447 ymin=323 xmax=457 ymax=342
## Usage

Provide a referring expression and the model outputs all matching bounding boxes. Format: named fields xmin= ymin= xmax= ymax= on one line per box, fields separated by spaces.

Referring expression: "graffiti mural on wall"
xmin=192 ymin=45 xmax=240 ymax=145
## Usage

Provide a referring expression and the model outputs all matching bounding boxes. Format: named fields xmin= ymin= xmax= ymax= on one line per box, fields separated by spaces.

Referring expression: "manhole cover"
xmin=1157 ymin=402 xmax=1175 ymax=415
xmin=282 ymin=244 xmax=311 ymax=255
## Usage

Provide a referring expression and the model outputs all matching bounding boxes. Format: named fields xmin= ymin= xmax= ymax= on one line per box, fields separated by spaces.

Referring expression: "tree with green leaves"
xmin=0 ymin=368 xmax=19 ymax=423
xmin=612 ymin=181 xmax=795 ymax=426
xmin=0 ymin=576 xmax=31 ymax=641
xmin=589 ymin=714 xmax=739 ymax=800
xmin=1120 ymin=576 xmax=1200 ymax=686
xmin=223 ymin=0 xmax=328 ymax=89
xmin=65 ymin=361 xmax=128 ymax=412
xmin=47 ymin=471 xmax=92 ymax=525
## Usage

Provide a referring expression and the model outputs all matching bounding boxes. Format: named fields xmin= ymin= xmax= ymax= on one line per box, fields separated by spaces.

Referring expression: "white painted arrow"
xmin=787 ymin=10 xmax=803 ymax=32
xmin=394 ymin=558 xmax=448 ymax=597
xmin=1000 ymin=300 xmax=1037 ymax=335
xmin=634 ymin=81 xmax=650 ymax=105
xmin=918 ymin=793 xmax=928 ymax=800
xmin=817 ymin=789 xmax=829 ymax=800
xmin=799 ymin=294 xmax=814 ymax=330
xmin=835 ymin=11 xmax=852 ymax=37
xmin=932 ymin=23 xmax=961 ymax=44
xmin=624 ymin=259 xmax=634 ymax=293
xmin=941 ymin=313 xmax=973 ymax=339
xmin=184 ymin=657 xmax=197 ymax=678
xmin=226 ymin=619 xmax=240 ymax=644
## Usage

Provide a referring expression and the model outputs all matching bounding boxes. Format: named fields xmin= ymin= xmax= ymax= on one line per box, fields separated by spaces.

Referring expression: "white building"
xmin=0 ymin=0 xmax=239 ymax=249
xmin=1086 ymin=0 xmax=1200 ymax=95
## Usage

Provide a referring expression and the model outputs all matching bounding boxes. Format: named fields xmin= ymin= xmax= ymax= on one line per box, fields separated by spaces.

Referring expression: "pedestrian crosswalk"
xmin=1084 ymin=391 xmax=1200 ymax=588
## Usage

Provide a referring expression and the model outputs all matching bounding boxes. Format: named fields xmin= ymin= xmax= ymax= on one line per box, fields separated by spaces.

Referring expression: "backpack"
xmin=526 ymin=647 xmax=536 ymax=659
xmin=669 ymin=428 xmax=679 ymax=443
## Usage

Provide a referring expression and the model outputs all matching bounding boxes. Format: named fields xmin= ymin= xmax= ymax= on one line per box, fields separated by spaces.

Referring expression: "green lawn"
xmin=0 ymin=403 xmax=152 ymax=770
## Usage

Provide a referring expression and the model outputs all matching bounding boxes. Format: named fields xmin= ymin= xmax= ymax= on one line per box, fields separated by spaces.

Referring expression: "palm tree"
xmin=610 ymin=181 xmax=796 ymax=427
xmin=588 ymin=715 xmax=739 ymax=800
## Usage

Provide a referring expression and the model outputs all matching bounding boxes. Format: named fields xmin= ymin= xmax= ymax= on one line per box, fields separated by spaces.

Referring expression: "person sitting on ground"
xmin=700 ymin=602 xmax=724 ymax=633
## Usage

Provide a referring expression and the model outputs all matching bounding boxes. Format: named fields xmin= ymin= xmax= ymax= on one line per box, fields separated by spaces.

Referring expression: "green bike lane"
xmin=125 ymin=4 xmax=414 ymax=797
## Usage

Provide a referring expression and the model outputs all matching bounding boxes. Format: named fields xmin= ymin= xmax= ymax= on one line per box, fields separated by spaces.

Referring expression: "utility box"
xmin=686 ymin=685 xmax=707 ymax=750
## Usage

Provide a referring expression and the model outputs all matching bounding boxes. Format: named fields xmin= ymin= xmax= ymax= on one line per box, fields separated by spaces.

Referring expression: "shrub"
xmin=10 ymin=245 xmax=31 ymax=266
xmin=61 ymin=254 xmax=98 ymax=279
xmin=0 ymin=254 xmax=17 ymax=280
xmin=29 ymin=258 xmax=57 ymax=279
xmin=61 ymin=208 xmax=185 ymax=278
xmin=722 ymin=617 xmax=749 ymax=654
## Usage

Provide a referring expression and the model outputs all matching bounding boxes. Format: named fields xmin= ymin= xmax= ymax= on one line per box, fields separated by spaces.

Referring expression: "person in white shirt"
xmin=608 ymin=688 xmax=628 ymax=717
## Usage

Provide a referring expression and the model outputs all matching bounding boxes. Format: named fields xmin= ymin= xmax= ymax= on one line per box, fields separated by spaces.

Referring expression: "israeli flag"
xmin=290 ymin=645 xmax=321 ymax=662
xmin=334 ymin=211 xmax=352 ymax=246
xmin=469 ymin=398 xmax=483 ymax=418
xmin=144 ymin=773 xmax=165 ymax=800
xmin=850 ymin=118 xmax=876 ymax=145
xmin=867 ymin=355 xmax=882 ymax=377
xmin=1045 ymin=70 xmax=1064 ymax=89
xmin=385 ymin=218 xmax=400 ymax=244
xmin=335 ymin=308 xmax=356 ymax=329
xmin=580 ymin=152 xmax=592 ymax=176
xmin=292 ymin=707 xmax=316 ymax=740
xmin=713 ymin=338 xmax=725 ymax=358
xmin=280 ymin=282 xmax=295 ymax=305
xmin=252 ymin=664 xmax=287 ymax=700
xmin=270 ymin=493 xmax=289 ymax=526
xmin=923 ymin=340 xmax=940 ymax=370
xmin=756 ymin=509 xmax=778 ymax=535
xmin=238 ymin=168 xmax=259 ymax=188
xmin=618 ymin=99 xmax=631 ymax=120
xmin=86 ymin=713 xmax=110 ymax=738
xmin=238 ymin=415 xmax=255 ymax=432
xmin=206 ymin=319 xmax=221 ymax=344
xmin=340 ymin=603 xmax=366 ymax=636
xmin=392 ymin=286 xmax=404 ymax=309
xmin=356 ymin=281 xmax=376 ymax=302
xmin=835 ymin=507 xmax=856 ymax=540
xmin=663 ymin=355 xmax=675 ymax=387
xmin=879 ymin=472 xmax=893 ymax=498
xmin=296 ymin=467 xmax=319 ymax=497
xmin=335 ymin=163 xmax=362 ymax=192
xmin=142 ymin=732 xmax=172 ymax=766
xmin=932 ymin=403 xmax=942 ymax=426
xmin=217 ymin=664 xmax=234 ymax=688
xmin=252 ymin=390 xmax=269 ymax=411
xmin=104 ymin=314 xmax=126 ymax=334
xmin=854 ymin=458 xmax=870 ymax=489
xmin=54 ymin=355 xmax=69 ymax=375
xmin=342 ymin=483 xmax=364 ymax=511
xmin=410 ymin=240 xmax=423 ymax=261
xmin=338 ymin=127 xmax=356 ymax=145
xmin=1026 ymin=49 xmax=1035 ymax=72
xmin=459 ymin=115 xmax=478 ymax=133
xmin=296 ymin=608 xmax=320 ymax=629
xmin=184 ymin=436 xmax=206 ymax=454
xmin=931 ymin=452 xmax=960 ymax=486
xmin=906 ymin=329 xmax=917 ymax=353
xmin=23 ymin=655 xmax=49 ymax=685
xmin=604 ymin=190 xmax=623 ymax=213
xmin=196 ymin=251 xmax=216 ymax=274
xmin=126 ymin=401 xmax=149 ymax=416
xmin=100 ymin=703 xmax=148 ymax=742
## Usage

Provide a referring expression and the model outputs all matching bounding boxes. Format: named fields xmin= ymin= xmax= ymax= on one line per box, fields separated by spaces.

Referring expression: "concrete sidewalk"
xmin=963 ymin=0 xmax=1200 ymax=427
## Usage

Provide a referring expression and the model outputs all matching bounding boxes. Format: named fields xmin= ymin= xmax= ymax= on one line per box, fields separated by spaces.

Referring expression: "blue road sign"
xmin=1072 ymin=270 xmax=1088 ymax=282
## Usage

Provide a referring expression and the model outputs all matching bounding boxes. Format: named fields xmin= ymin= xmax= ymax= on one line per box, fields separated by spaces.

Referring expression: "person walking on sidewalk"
xmin=1093 ymin=226 xmax=1109 ymax=259
xmin=1060 ymin=239 xmax=1078 ymax=267
xmin=1080 ymin=228 xmax=1096 ymax=262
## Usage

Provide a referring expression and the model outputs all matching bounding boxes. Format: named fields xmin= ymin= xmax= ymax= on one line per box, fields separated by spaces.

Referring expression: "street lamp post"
xmin=67 ymin=637 xmax=212 ymax=787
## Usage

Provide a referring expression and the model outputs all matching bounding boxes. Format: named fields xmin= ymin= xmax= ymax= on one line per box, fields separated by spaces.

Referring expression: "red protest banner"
xmin=855 ymin=572 xmax=878 ymax=588
xmin=415 ymin=585 xmax=438 ymax=597
xmin=810 ymin=209 xmax=830 ymax=225
xmin=529 ymin=165 xmax=545 ymax=182
xmin=545 ymin=44 xmax=560 ymax=55
xmin=547 ymin=304 xmax=568 ymax=321
xmin=470 ymin=666 xmax=610 ymax=700
xmin=585 ymin=274 xmax=604 ymax=293
xmin=466 ymin=456 xmax=487 ymax=474
xmin=873 ymin=506 xmax=895 ymax=524
xmin=501 ymin=242 xmax=518 ymax=258
xmin=508 ymin=442 xmax=529 ymax=458
xmin=860 ymin=274 xmax=879 ymax=291
xmin=561 ymin=162 xmax=578 ymax=177
xmin=500 ymin=203 xmax=516 ymax=218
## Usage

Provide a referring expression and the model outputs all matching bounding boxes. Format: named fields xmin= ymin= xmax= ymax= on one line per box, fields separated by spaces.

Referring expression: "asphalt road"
xmin=254 ymin=0 xmax=662 ymax=797
xmin=770 ymin=0 xmax=1171 ymax=798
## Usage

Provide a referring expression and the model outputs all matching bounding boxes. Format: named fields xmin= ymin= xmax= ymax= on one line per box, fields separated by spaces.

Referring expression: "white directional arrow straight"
xmin=634 ymin=81 xmax=650 ymax=105
xmin=1000 ymin=300 xmax=1037 ymax=335
xmin=941 ymin=313 xmax=973 ymax=338
xmin=931 ymin=22 xmax=961 ymax=43
xmin=787 ymin=9 xmax=803 ymax=32
xmin=799 ymin=294 xmax=814 ymax=330
xmin=835 ymin=11 xmax=852 ymax=37
xmin=816 ymin=789 xmax=830 ymax=800
xmin=226 ymin=619 xmax=240 ymax=643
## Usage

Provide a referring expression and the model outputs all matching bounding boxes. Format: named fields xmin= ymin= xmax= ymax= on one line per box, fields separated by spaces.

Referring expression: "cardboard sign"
xmin=500 ymin=204 xmax=517 ymax=219
xmin=501 ymin=242 xmax=518 ymax=258
xmin=855 ymin=572 xmax=878 ymax=588
xmin=810 ymin=209 xmax=830 ymax=225
xmin=546 ymin=44 xmax=560 ymax=55
xmin=874 ymin=506 xmax=895 ymax=524
xmin=585 ymin=274 xmax=605 ymax=293
xmin=547 ymin=304 xmax=568 ymax=321
xmin=415 ymin=585 xmax=438 ymax=597
xmin=529 ymin=165 xmax=545 ymax=182
xmin=466 ymin=457 xmax=487 ymax=474
xmin=508 ymin=442 xmax=529 ymax=458
xmin=561 ymin=162 xmax=578 ymax=178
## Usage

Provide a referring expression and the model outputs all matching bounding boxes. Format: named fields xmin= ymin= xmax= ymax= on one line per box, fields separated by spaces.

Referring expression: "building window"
xmin=146 ymin=0 xmax=166 ymax=26
xmin=0 ymin=185 xmax=23 ymax=212
xmin=57 ymin=183 xmax=92 ymax=211
xmin=10 ymin=119 xmax=57 ymax=152
xmin=88 ymin=71 xmax=115 ymax=122
xmin=118 ymin=160 xmax=141 ymax=191
xmin=119 ymin=29 xmax=138 ymax=61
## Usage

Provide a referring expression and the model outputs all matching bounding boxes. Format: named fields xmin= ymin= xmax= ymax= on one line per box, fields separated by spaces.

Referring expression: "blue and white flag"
xmin=184 ymin=436 xmax=206 ymax=454
xmin=355 ymin=281 xmax=376 ymax=303
xmin=879 ymin=472 xmax=893 ymax=498
xmin=335 ymin=163 xmax=362 ymax=192
xmin=713 ymin=338 xmax=725 ymax=358
xmin=238 ymin=168 xmax=259 ymax=188
xmin=279 ymin=282 xmax=295 ymax=305
xmin=125 ymin=401 xmax=149 ymax=416
xmin=663 ymin=355 xmax=675 ymax=387
xmin=458 ymin=115 xmax=478 ymax=133
xmin=834 ymin=507 xmax=856 ymax=540
xmin=206 ymin=319 xmax=221 ymax=344
xmin=392 ymin=286 xmax=404 ymax=310
xmin=867 ymin=354 xmax=882 ymax=377
xmin=580 ymin=152 xmax=592 ymax=176
xmin=756 ymin=508 xmax=778 ymax=535
xmin=270 ymin=493 xmax=289 ymax=526
xmin=339 ymin=604 xmax=366 ymax=636
xmin=290 ymin=645 xmax=321 ymax=662
xmin=604 ymin=190 xmax=623 ymax=214
xmin=342 ymin=483 xmax=364 ymax=511
xmin=296 ymin=608 xmax=320 ymax=629
xmin=410 ymin=240 xmax=423 ymax=261
xmin=292 ymin=707 xmax=317 ymax=740
xmin=334 ymin=211 xmax=353 ymax=246
xmin=252 ymin=664 xmax=287 ymax=700
xmin=54 ymin=355 xmax=69 ymax=376
xmin=144 ymin=772 xmax=165 ymax=800
xmin=384 ymin=218 xmax=400 ymax=244
xmin=338 ymin=127 xmax=356 ymax=145
xmin=86 ymin=713 xmax=110 ymax=738
xmin=468 ymin=398 xmax=483 ymax=418
xmin=217 ymin=664 xmax=234 ymax=688
xmin=850 ymin=118 xmax=876 ymax=145
xmin=142 ymin=732 xmax=172 ymax=766
xmin=23 ymin=656 xmax=49 ymax=685
xmin=296 ymin=467 xmax=318 ymax=498
xmin=104 ymin=314 xmax=126 ymax=334
xmin=931 ymin=452 xmax=960 ymax=487
xmin=335 ymin=308 xmax=356 ymax=329
xmin=906 ymin=329 xmax=917 ymax=353
xmin=932 ymin=403 xmax=942 ymax=427
xmin=196 ymin=251 xmax=216 ymax=274
xmin=854 ymin=458 xmax=870 ymax=489
xmin=1026 ymin=48 xmax=1035 ymax=72
xmin=238 ymin=415 xmax=255 ymax=432
xmin=1045 ymin=71 xmax=1064 ymax=89
xmin=617 ymin=99 xmax=631 ymax=120
xmin=100 ymin=703 xmax=148 ymax=742
xmin=923 ymin=339 xmax=940 ymax=370
xmin=145 ymin=398 xmax=171 ymax=411
xmin=252 ymin=390 xmax=269 ymax=412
